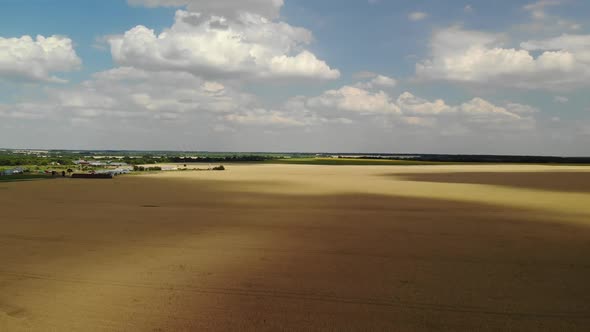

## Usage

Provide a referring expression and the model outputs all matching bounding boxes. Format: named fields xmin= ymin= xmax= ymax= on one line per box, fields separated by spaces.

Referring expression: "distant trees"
xmin=123 ymin=156 xmax=158 ymax=165
xmin=0 ymin=151 xmax=281 ymax=167
xmin=0 ymin=155 xmax=76 ymax=166
xmin=4 ymin=149 xmax=590 ymax=167
xmin=168 ymin=155 xmax=271 ymax=163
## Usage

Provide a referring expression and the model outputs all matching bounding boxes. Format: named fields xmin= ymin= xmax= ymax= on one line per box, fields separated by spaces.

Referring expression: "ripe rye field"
xmin=1 ymin=164 xmax=590 ymax=331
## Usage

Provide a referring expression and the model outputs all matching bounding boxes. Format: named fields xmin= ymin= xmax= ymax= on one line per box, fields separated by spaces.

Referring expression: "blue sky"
xmin=1 ymin=0 xmax=589 ymax=155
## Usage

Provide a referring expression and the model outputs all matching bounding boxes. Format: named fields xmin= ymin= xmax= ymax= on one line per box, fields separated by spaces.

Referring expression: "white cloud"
xmin=307 ymin=86 xmax=400 ymax=114
xmin=459 ymin=98 xmax=525 ymax=123
xmin=0 ymin=69 xmax=546 ymax=152
xmin=353 ymin=72 xmax=397 ymax=89
xmin=0 ymin=67 xmax=537 ymax=136
xmin=0 ymin=102 xmax=52 ymax=120
xmin=0 ymin=35 xmax=81 ymax=83
xmin=201 ymin=81 xmax=225 ymax=94
xmin=521 ymin=34 xmax=590 ymax=52
xmin=519 ymin=1 xmax=580 ymax=34
xmin=416 ymin=26 xmax=590 ymax=90
xmin=109 ymin=10 xmax=339 ymax=80
xmin=408 ymin=11 xmax=428 ymax=21
xmin=503 ymin=103 xmax=539 ymax=114
xmin=418 ymin=96 xmax=535 ymax=132
xmin=224 ymin=108 xmax=305 ymax=127
xmin=523 ymin=0 xmax=564 ymax=19
xmin=396 ymin=93 xmax=534 ymax=131
xmin=267 ymin=51 xmax=340 ymax=79
xmin=128 ymin=0 xmax=284 ymax=20
xmin=295 ymin=82 xmax=536 ymax=133
xmin=0 ymin=67 xmax=257 ymax=123
xmin=553 ymin=96 xmax=569 ymax=103
xmin=464 ymin=5 xmax=473 ymax=13
xmin=0 ymin=65 xmax=320 ymax=132
xmin=397 ymin=92 xmax=451 ymax=115
xmin=371 ymin=75 xmax=397 ymax=87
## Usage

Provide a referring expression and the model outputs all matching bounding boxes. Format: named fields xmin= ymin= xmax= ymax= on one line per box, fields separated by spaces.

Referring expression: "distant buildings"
xmin=94 ymin=168 xmax=131 ymax=176
xmin=73 ymin=160 xmax=128 ymax=167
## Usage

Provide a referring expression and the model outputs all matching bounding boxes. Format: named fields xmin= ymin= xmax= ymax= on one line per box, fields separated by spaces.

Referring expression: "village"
xmin=0 ymin=157 xmax=227 ymax=180
xmin=0 ymin=159 xmax=133 ymax=179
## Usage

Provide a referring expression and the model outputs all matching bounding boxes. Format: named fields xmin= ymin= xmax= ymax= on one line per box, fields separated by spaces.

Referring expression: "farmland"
xmin=1 ymin=164 xmax=590 ymax=331
xmin=268 ymin=157 xmax=445 ymax=165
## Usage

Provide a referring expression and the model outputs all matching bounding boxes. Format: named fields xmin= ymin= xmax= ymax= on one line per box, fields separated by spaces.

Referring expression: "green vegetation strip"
xmin=0 ymin=174 xmax=54 ymax=182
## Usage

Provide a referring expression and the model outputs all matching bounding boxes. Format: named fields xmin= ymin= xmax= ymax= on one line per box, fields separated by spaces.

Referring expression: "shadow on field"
xmin=393 ymin=171 xmax=590 ymax=193
xmin=1 ymin=176 xmax=590 ymax=331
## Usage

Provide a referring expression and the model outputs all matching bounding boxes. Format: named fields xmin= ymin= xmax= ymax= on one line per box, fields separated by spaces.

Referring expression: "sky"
xmin=1 ymin=0 xmax=590 ymax=155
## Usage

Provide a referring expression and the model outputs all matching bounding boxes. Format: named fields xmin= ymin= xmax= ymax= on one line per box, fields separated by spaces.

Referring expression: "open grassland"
xmin=1 ymin=164 xmax=590 ymax=331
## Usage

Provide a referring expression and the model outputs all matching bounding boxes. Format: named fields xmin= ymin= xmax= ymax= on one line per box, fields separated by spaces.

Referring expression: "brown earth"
xmin=396 ymin=171 xmax=590 ymax=193
xmin=1 ymin=165 xmax=590 ymax=331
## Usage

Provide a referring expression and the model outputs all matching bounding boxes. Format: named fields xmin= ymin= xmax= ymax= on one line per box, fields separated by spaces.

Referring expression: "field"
xmin=269 ymin=157 xmax=446 ymax=165
xmin=1 ymin=164 xmax=590 ymax=331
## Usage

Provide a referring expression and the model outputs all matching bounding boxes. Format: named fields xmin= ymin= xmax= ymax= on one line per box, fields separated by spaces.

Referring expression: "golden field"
xmin=1 ymin=164 xmax=590 ymax=331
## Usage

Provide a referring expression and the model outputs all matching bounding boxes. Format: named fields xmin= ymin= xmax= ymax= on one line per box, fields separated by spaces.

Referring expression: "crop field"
xmin=1 ymin=164 xmax=590 ymax=331
xmin=269 ymin=157 xmax=446 ymax=165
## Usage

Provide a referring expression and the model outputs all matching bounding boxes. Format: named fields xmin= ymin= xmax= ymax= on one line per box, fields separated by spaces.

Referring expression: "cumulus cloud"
xmin=0 ymin=66 xmax=261 ymax=149
xmin=292 ymin=83 xmax=536 ymax=133
xmin=223 ymin=108 xmax=305 ymax=127
xmin=0 ymin=35 xmax=81 ymax=82
xmin=408 ymin=12 xmax=428 ymax=21
xmin=0 ymin=68 xmax=545 ymax=152
xmin=353 ymin=72 xmax=397 ymax=89
xmin=415 ymin=26 xmax=590 ymax=90
xmin=0 ymin=64 xmax=319 ymax=133
xmin=459 ymin=98 xmax=529 ymax=125
xmin=267 ymin=51 xmax=339 ymax=79
xmin=128 ymin=0 xmax=284 ymax=20
xmin=396 ymin=93 xmax=535 ymax=131
xmin=370 ymin=75 xmax=397 ymax=87
xmin=109 ymin=10 xmax=339 ymax=80
xmin=0 ymin=66 xmax=258 ymax=124
xmin=397 ymin=92 xmax=451 ymax=115
xmin=307 ymin=86 xmax=400 ymax=114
